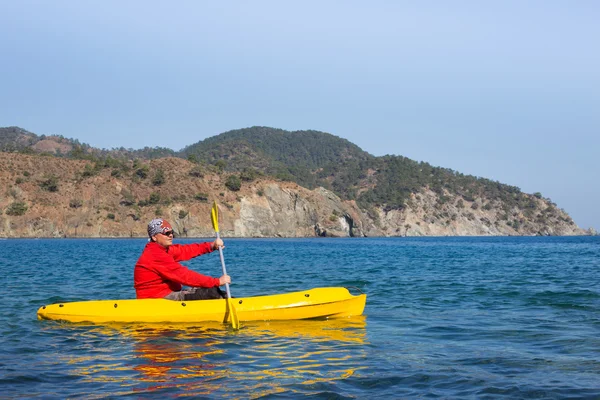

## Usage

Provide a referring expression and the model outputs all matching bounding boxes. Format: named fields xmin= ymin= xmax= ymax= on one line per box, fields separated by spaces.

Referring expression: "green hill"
xmin=179 ymin=127 xmax=373 ymax=189
xmin=0 ymin=125 xmax=562 ymax=225
xmin=178 ymin=126 xmax=539 ymax=214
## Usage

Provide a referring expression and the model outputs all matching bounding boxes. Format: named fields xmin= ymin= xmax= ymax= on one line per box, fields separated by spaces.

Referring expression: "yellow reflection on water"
xmin=51 ymin=316 xmax=368 ymax=397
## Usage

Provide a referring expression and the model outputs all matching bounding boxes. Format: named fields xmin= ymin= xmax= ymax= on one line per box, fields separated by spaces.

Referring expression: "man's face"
xmin=153 ymin=229 xmax=174 ymax=248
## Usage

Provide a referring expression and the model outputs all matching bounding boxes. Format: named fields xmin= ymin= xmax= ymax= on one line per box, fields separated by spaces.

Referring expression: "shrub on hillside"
xmin=148 ymin=192 xmax=161 ymax=205
xmin=189 ymin=166 xmax=204 ymax=178
xmin=135 ymin=165 xmax=149 ymax=179
xmin=240 ymin=168 xmax=259 ymax=182
xmin=137 ymin=193 xmax=160 ymax=207
xmin=194 ymin=193 xmax=209 ymax=202
xmin=215 ymin=160 xmax=227 ymax=171
xmin=225 ymin=175 xmax=242 ymax=191
xmin=128 ymin=213 xmax=140 ymax=221
xmin=120 ymin=191 xmax=136 ymax=206
xmin=82 ymin=164 xmax=97 ymax=177
xmin=6 ymin=201 xmax=28 ymax=216
xmin=152 ymin=168 xmax=165 ymax=186
xmin=40 ymin=176 xmax=59 ymax=192
xmin=69 ymin=199 xmax=83 ymax=208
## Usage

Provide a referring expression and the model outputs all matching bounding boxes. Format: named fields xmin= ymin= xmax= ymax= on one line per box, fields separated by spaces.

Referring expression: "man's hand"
xmin=212 ymin=238 xmax=224 ymax=250
xmin=219 ymin=274 xmax=231 ymax=286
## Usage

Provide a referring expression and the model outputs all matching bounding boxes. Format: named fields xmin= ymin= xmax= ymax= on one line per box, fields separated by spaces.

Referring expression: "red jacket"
xmin=134 ymin=241 xmax=220 ymax=299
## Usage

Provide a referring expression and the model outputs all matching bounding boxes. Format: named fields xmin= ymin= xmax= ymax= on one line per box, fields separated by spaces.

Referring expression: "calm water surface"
xmin=1 ymin=237 xmax=599 ymax=399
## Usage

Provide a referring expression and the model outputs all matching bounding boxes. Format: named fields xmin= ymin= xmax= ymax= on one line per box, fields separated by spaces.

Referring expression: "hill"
xmin=179 ymin=127 xmax=565 ymax=223
xmin=0 ymin=126 xmax=176 ymax=160
xmin=180 ymin=127 xmax=373 ymax=190
xmin=0 ymin=126 xmax=588 ymax=237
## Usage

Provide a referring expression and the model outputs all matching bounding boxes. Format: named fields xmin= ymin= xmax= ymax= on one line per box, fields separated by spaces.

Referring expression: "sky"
xmin=1 ymin=1 xmax=598 ymax=230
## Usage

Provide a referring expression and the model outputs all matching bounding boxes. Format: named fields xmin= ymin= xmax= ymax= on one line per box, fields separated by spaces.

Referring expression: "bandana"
xmin=147 ymin=218 xmax=173 ymax=238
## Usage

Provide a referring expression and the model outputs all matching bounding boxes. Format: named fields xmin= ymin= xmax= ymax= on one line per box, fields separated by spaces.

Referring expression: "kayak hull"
xmin=37 ymin=287 xmax=366 ymax=324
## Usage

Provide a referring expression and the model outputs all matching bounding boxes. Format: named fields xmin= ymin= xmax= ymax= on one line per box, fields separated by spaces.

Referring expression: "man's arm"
xmin=168 ymin=242 xmax=214 ymax=262
xmin=154 ymin=251 xmax=221 ymax=288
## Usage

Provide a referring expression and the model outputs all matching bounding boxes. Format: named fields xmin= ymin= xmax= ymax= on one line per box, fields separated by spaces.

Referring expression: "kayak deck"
xmin=37 ymin=287 xmax=366 ymax=324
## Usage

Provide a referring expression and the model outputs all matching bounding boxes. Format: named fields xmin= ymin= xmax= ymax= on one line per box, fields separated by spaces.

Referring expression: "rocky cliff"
xmin=0 ymin=153 xmax=586 ymax=238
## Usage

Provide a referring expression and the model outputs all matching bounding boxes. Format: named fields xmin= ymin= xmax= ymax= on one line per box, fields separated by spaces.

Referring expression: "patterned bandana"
xmin=147 ymin=218 xmax=173 ymax=238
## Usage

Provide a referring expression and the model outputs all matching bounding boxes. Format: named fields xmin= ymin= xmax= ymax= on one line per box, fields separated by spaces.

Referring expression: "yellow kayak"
xmin=37 ymin=287 xmax=366 ymax=324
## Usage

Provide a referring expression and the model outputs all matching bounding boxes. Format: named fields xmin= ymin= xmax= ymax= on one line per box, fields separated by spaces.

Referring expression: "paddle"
xmin=211 ymin=201 xmax=240 ymax=330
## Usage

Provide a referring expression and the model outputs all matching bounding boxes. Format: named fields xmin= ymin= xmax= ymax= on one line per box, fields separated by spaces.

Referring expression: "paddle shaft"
xmin=215 ymin=231 xmax=232 ymax=299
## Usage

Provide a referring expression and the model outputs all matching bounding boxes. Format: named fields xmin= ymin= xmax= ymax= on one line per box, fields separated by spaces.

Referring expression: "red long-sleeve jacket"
xmin=134 ymin=241 xmax=220 ymax=299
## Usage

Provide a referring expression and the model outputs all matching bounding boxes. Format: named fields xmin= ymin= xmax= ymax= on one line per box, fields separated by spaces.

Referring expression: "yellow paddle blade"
xmin=211 ymin=201 xmax=219 ymax=233
xmin=228 ymin=298 xmax=240 ymax=330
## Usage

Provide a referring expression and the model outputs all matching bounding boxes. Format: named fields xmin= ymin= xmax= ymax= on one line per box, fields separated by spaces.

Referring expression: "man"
xmin=134 ymin=218 xmax=231 ymax=300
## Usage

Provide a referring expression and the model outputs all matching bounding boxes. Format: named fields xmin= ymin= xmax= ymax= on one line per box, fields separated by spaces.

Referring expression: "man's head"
xmin=148 ymin=218 xmax=174 ymax=247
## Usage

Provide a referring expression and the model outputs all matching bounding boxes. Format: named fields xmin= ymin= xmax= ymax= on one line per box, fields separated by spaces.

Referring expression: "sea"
xmin=1 ymin=236 xmax=599 ymax=399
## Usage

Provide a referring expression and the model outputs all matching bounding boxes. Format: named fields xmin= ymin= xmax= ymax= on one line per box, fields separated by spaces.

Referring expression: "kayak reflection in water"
xmin=134 ymin=218 xmax=231 ymax=301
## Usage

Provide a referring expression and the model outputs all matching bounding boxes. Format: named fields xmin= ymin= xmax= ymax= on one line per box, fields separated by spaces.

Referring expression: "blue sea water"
xmin=1 ymin=236 xmax=599 ymax=399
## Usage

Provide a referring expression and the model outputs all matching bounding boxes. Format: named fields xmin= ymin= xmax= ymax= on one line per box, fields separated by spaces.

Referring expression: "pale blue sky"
xmin=1 ymin=1 xmax=598 ymax=229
